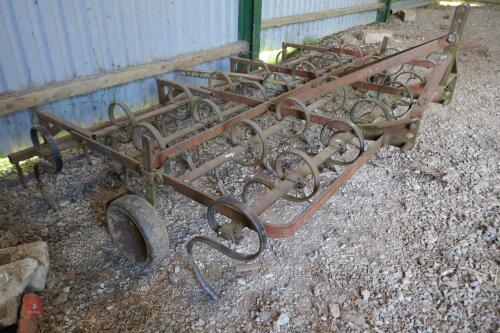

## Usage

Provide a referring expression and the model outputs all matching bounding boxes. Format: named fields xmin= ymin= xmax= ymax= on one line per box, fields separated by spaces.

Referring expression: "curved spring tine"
xmin=186 ymin=197 xmax=267 ymax=300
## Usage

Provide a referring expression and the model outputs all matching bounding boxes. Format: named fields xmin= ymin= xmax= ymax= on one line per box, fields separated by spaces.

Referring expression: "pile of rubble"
xmin=0 ymin=242 xmax=48 ymax=329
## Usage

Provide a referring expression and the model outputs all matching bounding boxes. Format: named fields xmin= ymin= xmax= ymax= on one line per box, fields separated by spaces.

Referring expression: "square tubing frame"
xmin=10 ymin=4 xmax=469 ymax=240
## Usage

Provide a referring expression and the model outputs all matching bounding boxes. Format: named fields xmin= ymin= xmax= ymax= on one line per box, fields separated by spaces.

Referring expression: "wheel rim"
xmin=106 ymin=205 xmax=149 ymax=265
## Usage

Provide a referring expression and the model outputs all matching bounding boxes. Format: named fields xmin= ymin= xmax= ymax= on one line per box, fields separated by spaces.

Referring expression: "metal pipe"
xmin=179 ymin=92 xmax=335 ymax=182
xmin=262 ymin=135 xmax=387 ymax=237
xmin=179 ymin=119 xmax=293 ymax=182
xmin=127 ymin=103 xmax=250 ymax=159
xmin=151 ymin=53 xmax=378 ymax=167
xmin=249 ymin=146 xmax=335 ymax=214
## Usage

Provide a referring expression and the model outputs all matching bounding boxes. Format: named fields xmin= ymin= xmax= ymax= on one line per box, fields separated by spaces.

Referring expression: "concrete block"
xmin=362 ymin=30 xmax=393 ymax=44
xmin=0 ymin=297 xmax=20 ymax=328
xmin=0 ymin=241 xmax=49 ymax=291
xmin=0 ymin=259 xmax=38 ymax=327
xmin=0 ymin=242 xmax=49 ymax=328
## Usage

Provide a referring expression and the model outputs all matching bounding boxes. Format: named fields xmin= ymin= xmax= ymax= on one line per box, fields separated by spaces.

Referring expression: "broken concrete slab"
xmin=399 ymin=9 xmax=417 ymax=22
xmin=0 ymin=258 xmax=38 ymax=327
xmin=0 ymin=297 xmax=20 ymax=329
xmin=0 ymin=241 xmax=49 ymax=291
xmin=362 ymin=30 xmax=393 ymax=44
xmin=0 ymin=241 xmax=49 ymax=328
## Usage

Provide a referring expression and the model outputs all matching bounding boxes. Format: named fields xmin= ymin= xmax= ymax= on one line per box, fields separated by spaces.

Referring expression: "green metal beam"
xmin=238 ymin=0 xmax=262 ymax=59
xmin=377 ymin=0 xmax=392 ymax=23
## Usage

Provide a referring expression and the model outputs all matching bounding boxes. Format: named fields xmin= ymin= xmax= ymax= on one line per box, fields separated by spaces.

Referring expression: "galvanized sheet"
xmin=261 ymin=0 xmax=380 ymax=50
xmin=391 ymin=0 xmax=434 ymax=11
xmin=0 ymin=0 xmax=238 ymax=92
xmin=0 ymin=0 xmax=238 ymax=154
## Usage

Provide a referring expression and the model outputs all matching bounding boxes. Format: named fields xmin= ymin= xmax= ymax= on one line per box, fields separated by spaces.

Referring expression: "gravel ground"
xmin=1 ymin=4 xmax=499 ymax=332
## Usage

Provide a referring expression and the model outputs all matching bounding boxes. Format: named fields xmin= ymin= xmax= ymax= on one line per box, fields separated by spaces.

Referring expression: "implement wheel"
xmin=106 ymin=194 xmax=169 ymax=266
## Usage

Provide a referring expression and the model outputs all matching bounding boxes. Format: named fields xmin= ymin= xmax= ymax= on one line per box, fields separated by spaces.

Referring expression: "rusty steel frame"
xmin=282 ymin=41 xmax=437 ymax=69
xmin=143 ymin=5 xmax=467 ymax=239
xmin=228 ymin=55 xmax=445 ymax=104
xmin=8 ymin=75 xmax=259 ymax=166
xmin=281 ymin=42 xmax=371 ymax=62
xmin=8 ymin=4 xmax=469 ymax=271
xmin=151 ymin=38 xmax=449 ymax=168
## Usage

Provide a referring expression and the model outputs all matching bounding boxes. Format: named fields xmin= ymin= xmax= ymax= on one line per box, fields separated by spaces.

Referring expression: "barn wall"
xmin=0 ymin=0 xmax=238 ymax=154
xmin=0 ymin=0 xmax=435 ymax=155
xmin=391 ymin=0 xmax=435 ymax=11
xmin=260 ymin=0 xmax=381 ymax=51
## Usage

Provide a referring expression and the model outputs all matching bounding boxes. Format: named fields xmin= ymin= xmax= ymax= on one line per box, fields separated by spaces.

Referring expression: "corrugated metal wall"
xmin=0 ymin=0 xmax=434 ymax=155
xmin=0 ymin=0 xmax=238 ymax=154
xmin=0 ymin=59 xmax=229 ymax=154
xmin=391 ymin=0 xmax=434 ymax=11
xmin=260 ymin=0 xmax=380 ymax=51
xmin=0 ymin=0 xmax=238 ymax=92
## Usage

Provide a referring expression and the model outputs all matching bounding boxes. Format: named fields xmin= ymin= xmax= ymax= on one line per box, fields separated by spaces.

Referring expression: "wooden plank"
xmin=0 ymin=41 xmax=248 ymax=117
xmin=261 ymin=3 xmax=384 ymax=29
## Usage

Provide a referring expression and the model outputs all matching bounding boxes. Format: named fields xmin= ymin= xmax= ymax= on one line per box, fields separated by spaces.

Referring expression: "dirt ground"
xmin=1 ymin=4 xmax=499 ymax=332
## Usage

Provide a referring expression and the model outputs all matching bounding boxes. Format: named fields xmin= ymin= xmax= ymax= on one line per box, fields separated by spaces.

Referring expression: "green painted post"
xmin=377 ymin=0 xmax=392 ymax=23
xmin=252 ymin=0 xmax=262 ymax=60
xmin=238 ymin=0 xmax=262 ymax=59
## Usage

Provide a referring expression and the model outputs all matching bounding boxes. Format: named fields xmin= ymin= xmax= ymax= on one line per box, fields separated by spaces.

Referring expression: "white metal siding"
xmin=0 ymin=0 xmax=238 ymax=93
xmin=391 ymin=0 xmax=434 ymax=11
xmin=261 ymin=0 xmax=380 ymax=50
xmin=0 ymin=0 xmax=238 ymax=154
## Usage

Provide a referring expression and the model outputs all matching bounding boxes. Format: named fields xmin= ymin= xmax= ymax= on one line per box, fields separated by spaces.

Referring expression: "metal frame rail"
xmin=6 ymin=4 xmax=469 ymax=300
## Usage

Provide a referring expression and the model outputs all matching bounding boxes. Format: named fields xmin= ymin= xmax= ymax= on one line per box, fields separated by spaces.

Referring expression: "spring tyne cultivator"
xmin=8 ymin=5 xmax=469 ymax=299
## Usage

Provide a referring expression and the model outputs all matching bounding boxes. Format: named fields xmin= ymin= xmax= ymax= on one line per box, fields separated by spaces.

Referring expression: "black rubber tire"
xmin=106 ymin=194 xmax=169 ymax=267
